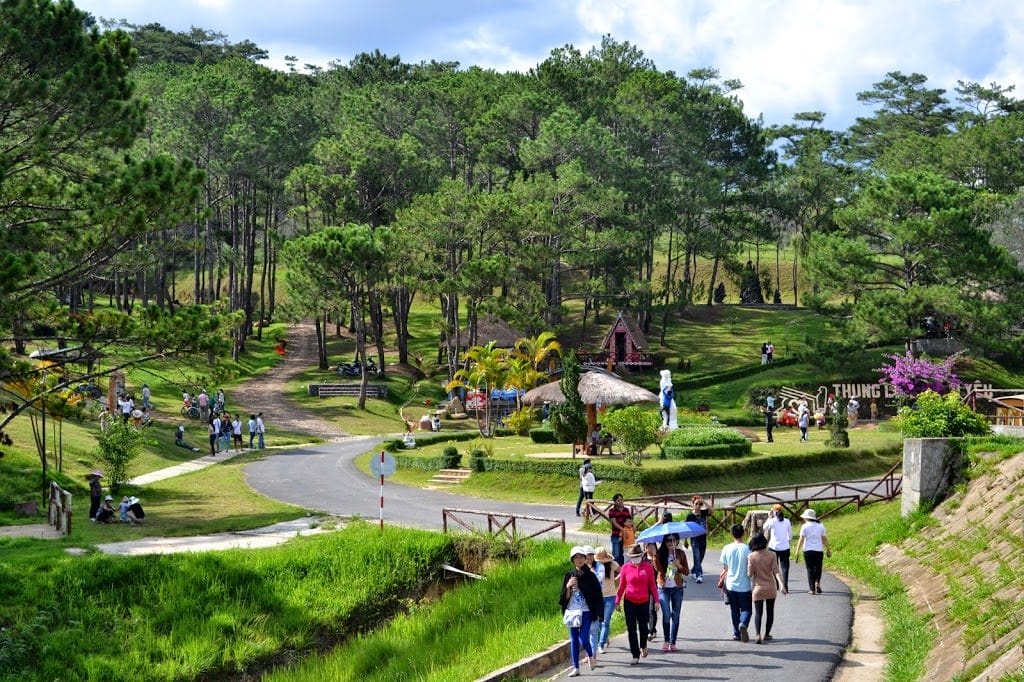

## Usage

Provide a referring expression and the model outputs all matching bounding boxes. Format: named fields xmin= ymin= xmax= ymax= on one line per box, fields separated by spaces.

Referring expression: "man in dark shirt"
xmin=608 ymin=493 xmax=634 ymax=565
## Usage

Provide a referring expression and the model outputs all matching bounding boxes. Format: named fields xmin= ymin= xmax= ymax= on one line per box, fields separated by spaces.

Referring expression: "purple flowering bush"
xmin=876 ymin=352 xmax=961 ymax=399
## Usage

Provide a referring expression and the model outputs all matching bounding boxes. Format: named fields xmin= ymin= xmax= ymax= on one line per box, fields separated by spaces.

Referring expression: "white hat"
xmin=569 ymin=545 xmax=587 ymax=560
xmin=580 ymin=545 xmax=595 ymax=555
xmin=801 ymin=508 xmax=818 ymax=520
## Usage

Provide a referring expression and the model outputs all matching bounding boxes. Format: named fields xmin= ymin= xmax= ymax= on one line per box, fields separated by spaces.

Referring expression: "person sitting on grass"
xmin=119 ymin=496 xmax=145 ymax=524
xmin=96 ymin=495 xmax=116 ymax=524
xmin=175 ymin=425 xmax=201 ymax=452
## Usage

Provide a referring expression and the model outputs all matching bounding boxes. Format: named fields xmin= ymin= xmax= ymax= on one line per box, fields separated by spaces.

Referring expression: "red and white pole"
xmin=379 ymin=450 xmax=385 ymax=530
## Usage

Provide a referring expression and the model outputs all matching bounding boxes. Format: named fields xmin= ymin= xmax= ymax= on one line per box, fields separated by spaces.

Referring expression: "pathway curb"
xmin=476 ymin=639 xmax=570 ymax=682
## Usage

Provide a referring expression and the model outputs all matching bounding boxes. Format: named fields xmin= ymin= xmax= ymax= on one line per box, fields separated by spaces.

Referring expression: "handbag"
xmin=562 ymin=609 xmax=583 ymax=627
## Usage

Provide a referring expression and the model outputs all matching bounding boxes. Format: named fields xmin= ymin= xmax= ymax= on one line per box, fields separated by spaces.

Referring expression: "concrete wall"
xmin=902 ymin=437 xmax=963 ymax=516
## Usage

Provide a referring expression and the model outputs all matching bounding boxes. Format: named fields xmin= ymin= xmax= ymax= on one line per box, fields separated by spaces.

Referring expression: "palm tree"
xmin=446 ymin=341 xmax=508 ymax=437
xmin=504 ymin=356 xmax=544 ymax=412
xmin=513 ymin=331 xmax=562 ymax=373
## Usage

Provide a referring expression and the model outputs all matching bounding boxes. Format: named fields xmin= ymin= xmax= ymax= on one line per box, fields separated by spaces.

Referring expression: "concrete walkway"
xmin=95 ymin=517 xmax=331 ymax=555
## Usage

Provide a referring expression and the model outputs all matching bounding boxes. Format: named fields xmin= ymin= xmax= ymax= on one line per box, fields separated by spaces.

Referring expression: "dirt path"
xmin=230 ymin=322 xmax=349 ymax=442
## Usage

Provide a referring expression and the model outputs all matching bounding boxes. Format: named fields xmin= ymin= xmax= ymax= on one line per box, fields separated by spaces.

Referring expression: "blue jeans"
xmin=611 ymin=535 xmax=624 ymax=565
xmin=726 ymin=589 xmax=752 ymax=637
xmin=659 ymin=585 xmax=684 ymax=644
xmin=597 ymin=595 xmax=615 ymax=649
xmin=690 ymin=539 xmax=706 ymax=579
xmin=258 ymin=432 xmax=265 ymax=449
xmin=568 ymin=610 xmax=594 ymax=669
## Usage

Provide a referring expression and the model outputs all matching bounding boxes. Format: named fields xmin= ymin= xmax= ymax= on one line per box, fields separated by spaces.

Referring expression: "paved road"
xmin=245 ymin=438 xmax=854 ymax=682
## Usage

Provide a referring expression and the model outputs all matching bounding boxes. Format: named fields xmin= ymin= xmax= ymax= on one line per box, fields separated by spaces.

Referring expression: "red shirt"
xmin=616 ymin=560 xmax=658 ymax=606
xmin=608 ymin=505 xmax=633 ymax=537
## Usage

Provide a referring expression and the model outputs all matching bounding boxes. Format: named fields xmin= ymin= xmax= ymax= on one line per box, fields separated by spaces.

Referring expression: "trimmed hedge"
xmin=529 ymin=428 xmax=558 ymax=444
xmin=393 ymin=445 xmax=900 ymax=486
xmin=663 ymin=441 xmax=752 ymax=459
xmin=674 ymin=357 xmax=800 ymax=391
xmin=662 ymin=425 xmax=748 ymax=447
xmin=383 ymin=429 xmax=513 ymax=453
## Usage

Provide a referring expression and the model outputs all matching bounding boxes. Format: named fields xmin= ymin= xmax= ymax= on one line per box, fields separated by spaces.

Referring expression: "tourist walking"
xmin=575 ymin=458 xmax=592 ymax=517
xmin=559 ymin=546 xmax=603 ymax=677
xmin=582 ymin=546 xmax=603 ymax=659
xmin=593 ymin=547 xmax=619 ymax=654
xmin=643 ymin=542 xmax=660 ymax=639
xmin=798 ymin=403 xmax=810 ymax=442
xmin=141 ymin=383 xmax=151 ymax=410
xmin=616 ymin=543 xmax=659 ymax=665
xmin=748 ymin=532 xmax=786 ymax=643
xmin=795 ymin=509 xmax=832 ymax=594
xmin=248 ymin=414 xmax=257 ymax=449
xmin=608 ymin=493 xmax=633 ymax=565
xmin=580 ymin=465 xmax=597 ymax=516
xmin=231 ymin=415 xmax=243 ymax=451
xmin=765 ymin=406 xmax=775 ymax=442
xmin=655 ymin=535 xmax=689 ymax=651
xmin=764 ymin=504 xmax=792 ymax=591
xmin=684 ymin=495 xmax=712 ymax=583
xmin=207 ymin=418 xmax=218 ymax=456
xmin=720 ymin=524 xmax=753 ymax=642
xmin=197 ymin=389 xmax=209 ymax=421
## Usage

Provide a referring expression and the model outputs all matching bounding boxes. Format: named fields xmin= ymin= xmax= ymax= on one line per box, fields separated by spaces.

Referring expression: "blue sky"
xmin=73 ymin=0 xmax=1024 ymax=130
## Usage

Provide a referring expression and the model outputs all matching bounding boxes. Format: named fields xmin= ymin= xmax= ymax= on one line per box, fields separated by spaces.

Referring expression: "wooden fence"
xmin=442 ymin=508 xmax=566 ymax=542
xmin=585 ymin=462 xmax=903 ymax=536
xmin=48 ymin=481 xmax=73 ymax=535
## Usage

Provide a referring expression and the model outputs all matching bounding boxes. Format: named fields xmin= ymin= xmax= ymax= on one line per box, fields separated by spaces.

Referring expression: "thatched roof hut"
xmin=440 ymin=314 xmax=525 ymax=351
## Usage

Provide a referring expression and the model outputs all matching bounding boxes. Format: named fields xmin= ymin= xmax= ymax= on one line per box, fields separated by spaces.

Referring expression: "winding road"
xmin=245 ymin=437 xmax=857 ymax=682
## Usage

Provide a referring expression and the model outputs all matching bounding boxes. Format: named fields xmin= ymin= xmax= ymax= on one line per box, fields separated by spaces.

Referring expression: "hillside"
xmin=878 ymin=452 xmax=1024 ymax=680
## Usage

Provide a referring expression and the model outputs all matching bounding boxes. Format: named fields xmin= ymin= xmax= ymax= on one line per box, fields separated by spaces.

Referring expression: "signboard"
xmin=371 ymin=452 xmax=397 ymax=478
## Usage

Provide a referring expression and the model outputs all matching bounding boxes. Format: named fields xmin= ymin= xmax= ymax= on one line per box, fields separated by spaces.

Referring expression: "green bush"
xmin=663 ymin=441 xmax=752 ymax=459
xmin=529 ymin=428 xmax=557 ymax=444
xmin=470 ymin=449 xmax=487 ymax=472
xmin=441 ymin=446 xmax=461 ymax=469
xmin=504 ymin=408 xmax=536 ymax=436
xmin=95 ymin=421 xmax=142 ymax=491
xmin=662 ymin=425 xmax=748 ymax=447
xmin=894 ymin=390 xmax=991 ymax=438
xmin=602 ymin=406 xmax=662 ymax=465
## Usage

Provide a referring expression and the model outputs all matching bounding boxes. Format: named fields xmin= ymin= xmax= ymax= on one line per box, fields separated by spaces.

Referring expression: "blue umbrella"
xmin=636 ymin=520 xmax=706 ymax=544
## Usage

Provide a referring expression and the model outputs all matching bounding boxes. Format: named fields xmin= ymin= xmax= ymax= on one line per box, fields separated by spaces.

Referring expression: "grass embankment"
xmin=0 ymin=525 xmax=454 ymax=681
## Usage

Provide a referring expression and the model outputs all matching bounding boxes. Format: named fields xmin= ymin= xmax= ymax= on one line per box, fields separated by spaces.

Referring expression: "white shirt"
xmin=581 ymin=471 xmax=597 ymax=493
xmin=764 ymin=516 xmax=792 ymax=551
xmin=799 ymin=521 xmax=827 ymax=552
xmin=256 ymin=416 xmax=265 ymax=433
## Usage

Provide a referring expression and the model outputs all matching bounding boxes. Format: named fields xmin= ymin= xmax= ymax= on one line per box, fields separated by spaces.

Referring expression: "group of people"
xmin=759 ymin=341 xmax=775 ymax=365
xmin=204 ymin=411 xmax=266 ymax=456
xmin=561 ymin=497 xmax=833 ymax=672
xmin=182 ymin=388 xmax=227 ymax=421
xmin=86 ymin=470 xmax=146 ymax=525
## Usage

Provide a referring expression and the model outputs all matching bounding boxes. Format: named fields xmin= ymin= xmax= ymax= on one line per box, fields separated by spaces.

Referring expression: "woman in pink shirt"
xmin=616 ymin=543 xmax=659 ymax=665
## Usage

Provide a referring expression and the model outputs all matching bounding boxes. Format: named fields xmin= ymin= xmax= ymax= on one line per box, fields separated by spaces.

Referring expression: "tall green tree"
xmin=804 ymin=170 xmax=1023 ymax=351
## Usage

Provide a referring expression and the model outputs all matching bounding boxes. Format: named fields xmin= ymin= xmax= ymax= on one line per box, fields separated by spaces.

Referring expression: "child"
xmin=621 ymin=517 xmax=637 ymax=550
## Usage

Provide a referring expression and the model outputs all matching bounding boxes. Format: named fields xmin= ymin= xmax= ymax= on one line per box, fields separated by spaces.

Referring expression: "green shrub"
xmin=503 ymin=408 xmax=535 ymax=436
xmin=663 ymin=441 xmax=752 ymax=459
xmin=95 ymin=421 xmax=142 ymax=491
xmin=470 ymin=449 xmax=487 ymax=472
xmin=602 ymin=406 xmax=662 ymax=465
xmin=529 ymin=428 xmax=557 ymax=444
xmin=894 ymin=390 xmax=991 ymax=438
xmin=662 ymin=425 xmax=748 ymax=447
xmin=442 ymin=446 xmax=461 ymax=469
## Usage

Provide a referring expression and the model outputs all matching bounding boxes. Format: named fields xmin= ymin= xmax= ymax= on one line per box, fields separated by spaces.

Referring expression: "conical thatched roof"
xmin=521 ymin=372 xmax=657 ymax=407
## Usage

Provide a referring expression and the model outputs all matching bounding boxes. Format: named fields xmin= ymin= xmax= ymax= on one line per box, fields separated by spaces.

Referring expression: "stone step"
xmin=429 ymin=468 xmax=472 ymax=485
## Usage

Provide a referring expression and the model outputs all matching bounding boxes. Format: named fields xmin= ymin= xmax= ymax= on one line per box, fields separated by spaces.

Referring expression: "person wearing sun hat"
xmin=593 ymin=547 xmax=619 ymax=653
xmin=559 ymin=546 xmax=603 ymax=676
xmin=795 ymin=508 xmax=832 ymax=594
xmin=579 ymin=545 xmax=604 ymax=658
xmin=86 ymin=470 xmax=104 ymax=521
xmin=95 ymin=495 xmax=116 ymax=524
xmin=616 ymin=543 xmax=658 ymax=664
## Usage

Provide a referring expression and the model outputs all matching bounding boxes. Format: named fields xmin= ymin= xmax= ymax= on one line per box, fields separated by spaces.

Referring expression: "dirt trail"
xmin=231 ymin=322 xmax=349 ymax=442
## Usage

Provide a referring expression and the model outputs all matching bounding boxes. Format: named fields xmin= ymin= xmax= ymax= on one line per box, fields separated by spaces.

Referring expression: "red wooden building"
xmin=581 ymin=311 xmax=655 ymax=369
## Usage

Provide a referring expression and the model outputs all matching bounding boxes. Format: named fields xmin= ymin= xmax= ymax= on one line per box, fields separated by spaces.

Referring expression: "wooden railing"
xmin=585 ymin=462 xmax=903 ymax=535
xmin=442 ymin=508 xmax=565 ymax=542
xmin=48 ymin=481 xmax=73 ymax=536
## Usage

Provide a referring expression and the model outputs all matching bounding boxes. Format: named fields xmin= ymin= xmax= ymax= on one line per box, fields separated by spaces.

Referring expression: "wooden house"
xmin=582 ymin=311 xmax=655 ymax=369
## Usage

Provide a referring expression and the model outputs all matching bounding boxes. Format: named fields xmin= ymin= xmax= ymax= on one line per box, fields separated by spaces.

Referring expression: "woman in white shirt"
xmin=795 ymin=508 xmax=832 ymax=594
xmin=763 ymin=504 xmax=792 ymax=591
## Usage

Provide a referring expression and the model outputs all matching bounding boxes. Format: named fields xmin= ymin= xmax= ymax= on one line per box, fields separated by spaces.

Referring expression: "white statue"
xmin=659 ymin=369 xmax=678 ymax=430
